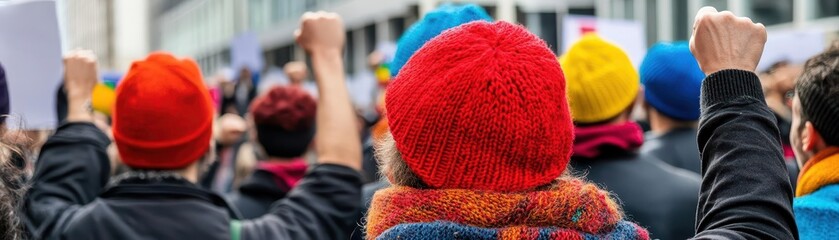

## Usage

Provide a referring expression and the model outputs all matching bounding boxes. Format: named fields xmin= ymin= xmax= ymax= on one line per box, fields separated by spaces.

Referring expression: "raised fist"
xmin=689 ymin=7 xmax=767 ymax=75
xmin=63 ymin=50 xmax=99 ymax=102
xmin=295 ymin=11 xmax=345 ymax=56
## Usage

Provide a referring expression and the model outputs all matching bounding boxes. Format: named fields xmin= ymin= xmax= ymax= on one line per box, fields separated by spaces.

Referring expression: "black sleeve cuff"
xmin=701 ymin=69 xmax=766 ymax=108
xmin=309 ymin=164 xmax=363 ymax=179
xmin=53 ymin=122 xmax=110 ymax=147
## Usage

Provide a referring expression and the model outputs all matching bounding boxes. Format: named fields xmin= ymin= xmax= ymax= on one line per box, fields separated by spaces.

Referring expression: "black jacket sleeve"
xmin=242 ymin=164 xmax=362 ymax=240
xmin=23 ymin=122 xmax=111 ymax=239
xmin=692 ymin=70 xmax=798 ymax=239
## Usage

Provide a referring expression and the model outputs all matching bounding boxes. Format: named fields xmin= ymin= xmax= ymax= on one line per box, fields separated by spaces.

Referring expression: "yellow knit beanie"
xmin=560 ymin=34 xmax=639 ymax=123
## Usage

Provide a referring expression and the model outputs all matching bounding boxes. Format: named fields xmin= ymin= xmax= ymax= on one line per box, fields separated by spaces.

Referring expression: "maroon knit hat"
xmin=386 ymin=21 xmax=574 ymax=192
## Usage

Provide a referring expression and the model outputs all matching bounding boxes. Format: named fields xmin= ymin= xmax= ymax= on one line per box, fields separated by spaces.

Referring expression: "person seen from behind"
xmin=229 ymin=85 xmax=317 ymax=219
xmin=561 ymin=34 xmax=701 ymax=240
xmin=639 ymin=41 xmax=705 ymax=174
xmin=23 ymin=12 xmax=363 ymax=239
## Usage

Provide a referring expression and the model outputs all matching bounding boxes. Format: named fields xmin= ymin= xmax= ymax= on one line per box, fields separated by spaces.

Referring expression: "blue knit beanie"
xmin=389 ymin=3 xmax=492 ymax=77
xmin=0 ymin=63 xmax=8 ymax=123
xmin=640 ymin=42 xmax=705 ymax=121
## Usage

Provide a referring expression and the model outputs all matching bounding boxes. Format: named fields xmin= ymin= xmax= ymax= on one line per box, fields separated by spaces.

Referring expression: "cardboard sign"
xmin=562 ymin=15 xmax=647 ymax=67
xmin=758 ymin=29 xmax=825 ymax=72
xmin=0 ymin=0 xmax=63 ymax=129
xmin=230 ymin=32 xmax=264 ymax=73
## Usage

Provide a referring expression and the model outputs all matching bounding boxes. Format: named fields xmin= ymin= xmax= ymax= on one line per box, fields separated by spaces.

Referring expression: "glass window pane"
xmin=745 ymin=0 xmax=793 ymax=25
xmin=673 ymin=0 xmax=688 ymax=40
xmin=539 ymin=12 xmax=558 ymax=54
xmin=816 ymin=0 xmax=839 ymax=18
xmin=703 ymin=0 xmax=728 ymax=11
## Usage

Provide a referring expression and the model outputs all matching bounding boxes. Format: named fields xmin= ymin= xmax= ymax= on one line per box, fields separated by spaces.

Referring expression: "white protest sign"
xmin=757 ymin=29 xmax=825 ymax=72
xmin=562 ymin=15 xmax=647 ymax=67
xmin=0 ymin=0 xmax=63 ymax=129
xmin=230 ymin=32 xmax=264 ymax=74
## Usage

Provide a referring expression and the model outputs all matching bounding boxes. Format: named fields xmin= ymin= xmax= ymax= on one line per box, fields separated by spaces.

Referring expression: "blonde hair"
xmin=375 ymin=132 xmax=575 ymax=191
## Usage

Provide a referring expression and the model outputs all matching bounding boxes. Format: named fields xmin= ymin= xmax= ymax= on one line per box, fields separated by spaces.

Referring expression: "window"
xmin=673 ymin=0 xmax=689 ymax=40
xmin=539 ymin=12 xmax=559 ymax=54
xmin=364 ymin=24 xmax=377 ymax=55
xmin=389 ymin=17 xmax=406 ymax=41
xmin=345 ymin=31 xmax=355 ymax=75
xmin=645 ymin=0 xmax=657 ymax=45
xmin=744 ymin=0 xmax=793 ymax=26
xmin=569 ymin=8 xmax=596 ymax=16
xmin=815 ymin=0 xmax=839 ymax=19
xmin=611 ymin=0 xmax=635 ymax=19
xmin=703 ymin=0 xmax=728 ymax=11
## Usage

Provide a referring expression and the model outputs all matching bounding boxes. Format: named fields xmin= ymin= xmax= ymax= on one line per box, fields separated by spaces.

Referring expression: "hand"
xmin=64 ymin=50 xmax=99 ymax=102
xmin=63 ymin=50 xmax=99 ymax=122
xmin=689 ymin=7 xmax=767 ymax=75
xmin=295 ymin=11 xmax=345 ymax=56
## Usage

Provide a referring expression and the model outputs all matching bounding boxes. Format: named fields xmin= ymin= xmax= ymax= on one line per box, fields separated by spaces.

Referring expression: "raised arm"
xmin=689 ymin=7 xmax=797 ymax=240
xmin=24 ymin=51 xmax=111 ymax=238
xmin=244 ymin=12 xmax=363 ymax=239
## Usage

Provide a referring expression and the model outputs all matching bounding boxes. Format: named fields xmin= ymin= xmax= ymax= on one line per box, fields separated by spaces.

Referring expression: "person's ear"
xmin=803 ymin=121 xmax=824 ymax=151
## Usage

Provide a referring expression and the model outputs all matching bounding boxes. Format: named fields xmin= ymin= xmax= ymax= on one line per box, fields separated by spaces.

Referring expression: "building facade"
xmin=156 ymin=0 xmax=839 ymax=75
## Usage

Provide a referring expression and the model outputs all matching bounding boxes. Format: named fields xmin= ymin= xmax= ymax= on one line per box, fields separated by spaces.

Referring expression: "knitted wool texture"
xmin=113 ymin=52 xmax=214 ymax=169
xmin=640 ymin=41 xmax=704 ymax=121
xmin=249 ymin=86 xmax=317 ymax=158
xmin=389 ymin=3 xmax=491 ymax=77
xmin=796 ymin=147 xmax=839 ymax=197
xmin=386 ymin=21 xmax=574 ymax=192
xmin=794 ymin=148 xmax=839 ymax=240
xmin=366 ymin=178 xmax=649 ymax=239
xmin=561 ymin=34 xmax=639 ymax=123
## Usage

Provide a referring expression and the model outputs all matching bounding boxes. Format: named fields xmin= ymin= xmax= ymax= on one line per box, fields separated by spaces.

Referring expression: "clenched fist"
xmin=64 ymin=50 xmax=99 ymax=102
xmin=689 ymin=7 xmax=767 ymax=75
xmin=63 ymin=50 xmax=99 ymax=122
xmin=295 ymin=12 xmax=345 ymax=56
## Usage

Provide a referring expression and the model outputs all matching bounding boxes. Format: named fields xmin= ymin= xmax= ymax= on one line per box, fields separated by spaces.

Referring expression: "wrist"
xmin=67 ymin=99 xmax=93 ymax=122
xmin=309 ymin=48 xmax=343 ymax=60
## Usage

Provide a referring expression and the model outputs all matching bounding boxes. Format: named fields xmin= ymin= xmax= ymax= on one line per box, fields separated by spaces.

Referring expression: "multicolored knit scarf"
xmin=797 ymin=147 xmax=839 ymax=197
xmin=366 ymin=178 xmax=649 ymax=239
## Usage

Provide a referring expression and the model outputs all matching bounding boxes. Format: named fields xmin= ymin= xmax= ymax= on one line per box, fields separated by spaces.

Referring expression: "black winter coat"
xmin=23 ymin=123 xmax=362 ymax=240
xmin=571 ymin=152 xmax=701 ymax=240
xmin=642 ymin=128 xmax=702 ymax=174
xmin=228 ymin=169 xmax=291 ymax=219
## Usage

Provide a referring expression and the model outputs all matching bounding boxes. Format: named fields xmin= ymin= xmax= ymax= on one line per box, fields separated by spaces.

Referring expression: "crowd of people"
xmin=0 ymin=3 xmax=838 ymax=240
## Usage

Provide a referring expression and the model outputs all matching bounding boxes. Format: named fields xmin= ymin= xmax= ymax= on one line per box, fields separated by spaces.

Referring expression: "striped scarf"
xmin=366 ymin=178 xmax=649 ymax=240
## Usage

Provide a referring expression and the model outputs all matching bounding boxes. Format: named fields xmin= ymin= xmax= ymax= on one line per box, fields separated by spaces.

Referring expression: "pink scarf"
xmin=573 ymin=122 xmax=644 ymax=159
xmin=258 ymin=158 xmax=308 ymax=190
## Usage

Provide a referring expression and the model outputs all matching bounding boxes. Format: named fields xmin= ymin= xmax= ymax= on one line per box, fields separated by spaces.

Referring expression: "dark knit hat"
xmin=113 ymin=52 xmax=215 ymax=169
xmin=797 ymin=47 xmax=839 ymax=146
xmin=250 ymin=86 xmax=317 ymax=158
xmin=386 ymin=21 xmax=574 ymax=192
xmin=640 ymin=42 xmax=704 ymax=121
xmin=0 ymin=63 xmax=8 ymax=123
xmin=390 ymin=3 xmax=491 ymax=77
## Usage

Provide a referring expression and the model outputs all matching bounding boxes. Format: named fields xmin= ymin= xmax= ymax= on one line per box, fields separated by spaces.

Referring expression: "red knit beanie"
xmin=113 ymin=52 xmax=214 ymax=169
xmin=386 ymin=21 xmax=574 ymax=192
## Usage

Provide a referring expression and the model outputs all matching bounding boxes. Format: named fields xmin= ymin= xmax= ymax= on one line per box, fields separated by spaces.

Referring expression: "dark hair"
xmin=795 ymin=41 xmax=839 ymax=146
xmin=0 ymin=130 xmax=30 ymax=240
xmin=250 ymin=86 xmax=317 ymax=158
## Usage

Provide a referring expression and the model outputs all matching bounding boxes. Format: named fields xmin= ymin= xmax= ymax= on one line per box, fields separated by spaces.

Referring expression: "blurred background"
xmin=37 ymin=0 xmax=839 ymax=76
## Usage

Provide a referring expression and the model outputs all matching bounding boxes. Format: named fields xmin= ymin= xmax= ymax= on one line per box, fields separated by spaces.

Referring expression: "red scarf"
xmin=573 ymin=122 xmax=644 ymax=159
xmin=258 ymin=158 xmax=308 ymax=190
